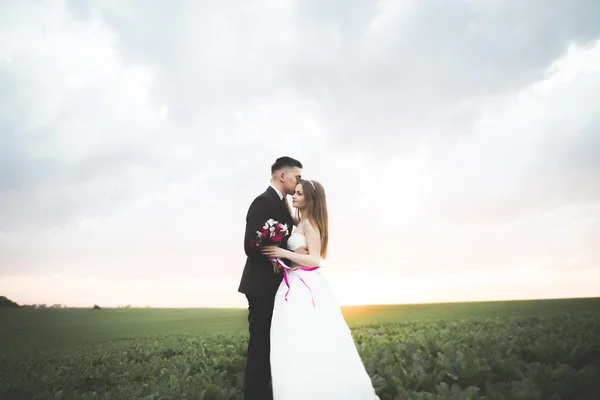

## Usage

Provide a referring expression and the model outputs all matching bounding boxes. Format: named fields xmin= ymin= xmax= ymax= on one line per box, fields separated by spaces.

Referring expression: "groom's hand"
xmin=294 ymin=246 xmax=309 ymax=255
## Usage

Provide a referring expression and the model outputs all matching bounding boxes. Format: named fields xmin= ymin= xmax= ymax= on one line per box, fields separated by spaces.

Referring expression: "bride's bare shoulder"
xmin=302 ymin=219 xmax=320 ymax=237
xmin=295 ymin=219 xmax=311 ymax=234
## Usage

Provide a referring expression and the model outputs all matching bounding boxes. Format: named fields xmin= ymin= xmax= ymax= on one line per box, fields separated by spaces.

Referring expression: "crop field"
xmin=1 ymin=298 xmax=599 ymax=399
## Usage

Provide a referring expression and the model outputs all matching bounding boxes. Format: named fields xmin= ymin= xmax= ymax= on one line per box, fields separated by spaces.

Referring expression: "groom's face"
xmin=283 ymin=167 xmax=302 ymax=195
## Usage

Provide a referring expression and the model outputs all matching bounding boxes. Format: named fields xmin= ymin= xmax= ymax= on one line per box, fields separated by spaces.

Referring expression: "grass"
xmin=2 ymin=297 xmax=598 ymax=355
xmin=1 ymin=297 xmax=599 ymax=399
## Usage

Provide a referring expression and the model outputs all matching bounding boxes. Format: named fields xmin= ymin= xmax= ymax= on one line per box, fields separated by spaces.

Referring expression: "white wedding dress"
xmin=270 ymin=232 xmax=380 ymax=400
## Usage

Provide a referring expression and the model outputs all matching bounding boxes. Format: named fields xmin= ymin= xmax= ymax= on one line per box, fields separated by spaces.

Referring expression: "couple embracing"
xmin=238 ymin=156 xmax=379 ymax=400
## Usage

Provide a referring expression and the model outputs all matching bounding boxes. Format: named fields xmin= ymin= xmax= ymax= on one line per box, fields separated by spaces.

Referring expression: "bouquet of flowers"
xmin=249 ymin=218 xmax=290 ymax=274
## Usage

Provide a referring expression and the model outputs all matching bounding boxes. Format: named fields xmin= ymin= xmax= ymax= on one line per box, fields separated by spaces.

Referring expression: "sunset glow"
xmin=1 ymin=2 xmax=599 ymax=308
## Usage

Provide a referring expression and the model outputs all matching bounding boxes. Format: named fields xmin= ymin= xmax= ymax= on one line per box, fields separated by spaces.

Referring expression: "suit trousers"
xmin=243 ymin=294 xmax=276 ymax=400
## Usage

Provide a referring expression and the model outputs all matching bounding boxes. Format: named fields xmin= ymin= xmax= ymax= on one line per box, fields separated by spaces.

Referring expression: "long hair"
xmin=297 ymin=179 xmax=329 ymax=259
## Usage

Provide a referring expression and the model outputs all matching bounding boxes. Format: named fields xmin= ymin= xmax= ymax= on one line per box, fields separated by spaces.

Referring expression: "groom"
xmin=238 ymin=156 xmax=306 ymax=400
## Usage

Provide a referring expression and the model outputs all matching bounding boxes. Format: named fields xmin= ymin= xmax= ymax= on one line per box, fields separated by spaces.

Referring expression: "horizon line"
xmin=6 ymin=295 xmax=600 ymax=310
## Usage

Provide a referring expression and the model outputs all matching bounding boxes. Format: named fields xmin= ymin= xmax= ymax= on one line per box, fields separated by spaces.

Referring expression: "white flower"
xmin=267 ymin=218 xmax=275 ymax=225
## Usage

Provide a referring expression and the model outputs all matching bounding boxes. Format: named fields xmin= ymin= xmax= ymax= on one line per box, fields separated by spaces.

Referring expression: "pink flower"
xmin=272 ymin=234 xmax=284 ymax=243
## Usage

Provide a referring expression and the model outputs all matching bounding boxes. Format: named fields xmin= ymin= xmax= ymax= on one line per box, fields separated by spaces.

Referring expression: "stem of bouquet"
xmin=270 ymin=258 xmax=281 ymax=274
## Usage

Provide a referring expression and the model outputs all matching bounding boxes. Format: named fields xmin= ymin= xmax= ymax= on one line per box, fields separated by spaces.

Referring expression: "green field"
xmin=1 ymin=298 xmax=600 ymax=399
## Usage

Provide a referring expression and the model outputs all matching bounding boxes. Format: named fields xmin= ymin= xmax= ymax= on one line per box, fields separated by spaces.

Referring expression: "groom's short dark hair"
xmin=271 ymin=156 xmax=303 ymax=174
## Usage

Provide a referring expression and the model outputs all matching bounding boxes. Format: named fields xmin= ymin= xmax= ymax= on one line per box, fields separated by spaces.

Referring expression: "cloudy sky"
xmin=1 ymin=0 xmax=599 ymax=308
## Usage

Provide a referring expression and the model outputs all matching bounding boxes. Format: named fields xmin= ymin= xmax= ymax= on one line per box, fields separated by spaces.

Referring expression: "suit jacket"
xmin=238 ymin=186 xmax=294 ymax=297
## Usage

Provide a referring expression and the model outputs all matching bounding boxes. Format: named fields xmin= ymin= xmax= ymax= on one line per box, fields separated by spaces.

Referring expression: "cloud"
xmin=285 ymin=0 xmax=600 ymax=154
xmin=0 ymin=0 xmax=599 ymax=305
xmin=431 ymin=40 xmax=600 ymax=221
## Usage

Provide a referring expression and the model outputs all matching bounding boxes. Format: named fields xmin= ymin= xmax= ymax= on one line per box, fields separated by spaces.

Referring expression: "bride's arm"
xmin=262 ymin=223 xmax=321 ymax=267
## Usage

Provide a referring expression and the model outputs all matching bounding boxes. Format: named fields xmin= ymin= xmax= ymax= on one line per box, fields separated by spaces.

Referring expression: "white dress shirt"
xmin=270 ymin=184 xmax=284 ymax=201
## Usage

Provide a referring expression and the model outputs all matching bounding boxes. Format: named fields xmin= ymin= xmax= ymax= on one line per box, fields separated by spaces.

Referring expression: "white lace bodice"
xmin=286 ymin=232 xmax=307 ymax=251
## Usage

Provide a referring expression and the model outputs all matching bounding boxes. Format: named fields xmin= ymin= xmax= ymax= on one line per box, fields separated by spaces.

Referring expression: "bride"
xmin=261 ymin=179 xmax=380 ymax=400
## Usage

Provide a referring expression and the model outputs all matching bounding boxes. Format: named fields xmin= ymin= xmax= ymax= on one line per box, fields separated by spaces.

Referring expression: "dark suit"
xmin=238 ymin=186 xmax=293 ymax=400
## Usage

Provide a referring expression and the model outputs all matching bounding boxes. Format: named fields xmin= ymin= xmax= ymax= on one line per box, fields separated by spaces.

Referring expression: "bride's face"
xmin=291 ymin=184 xmax=306 ymax=210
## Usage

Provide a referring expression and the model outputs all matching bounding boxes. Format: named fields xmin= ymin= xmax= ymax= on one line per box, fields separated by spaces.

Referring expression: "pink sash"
xmin=271 ymin=258 xmax=320 ymax=307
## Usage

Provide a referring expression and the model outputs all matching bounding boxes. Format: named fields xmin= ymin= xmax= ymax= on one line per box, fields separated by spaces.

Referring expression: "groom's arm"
xmin=243 ymin=196 xmax=272 ymax=258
